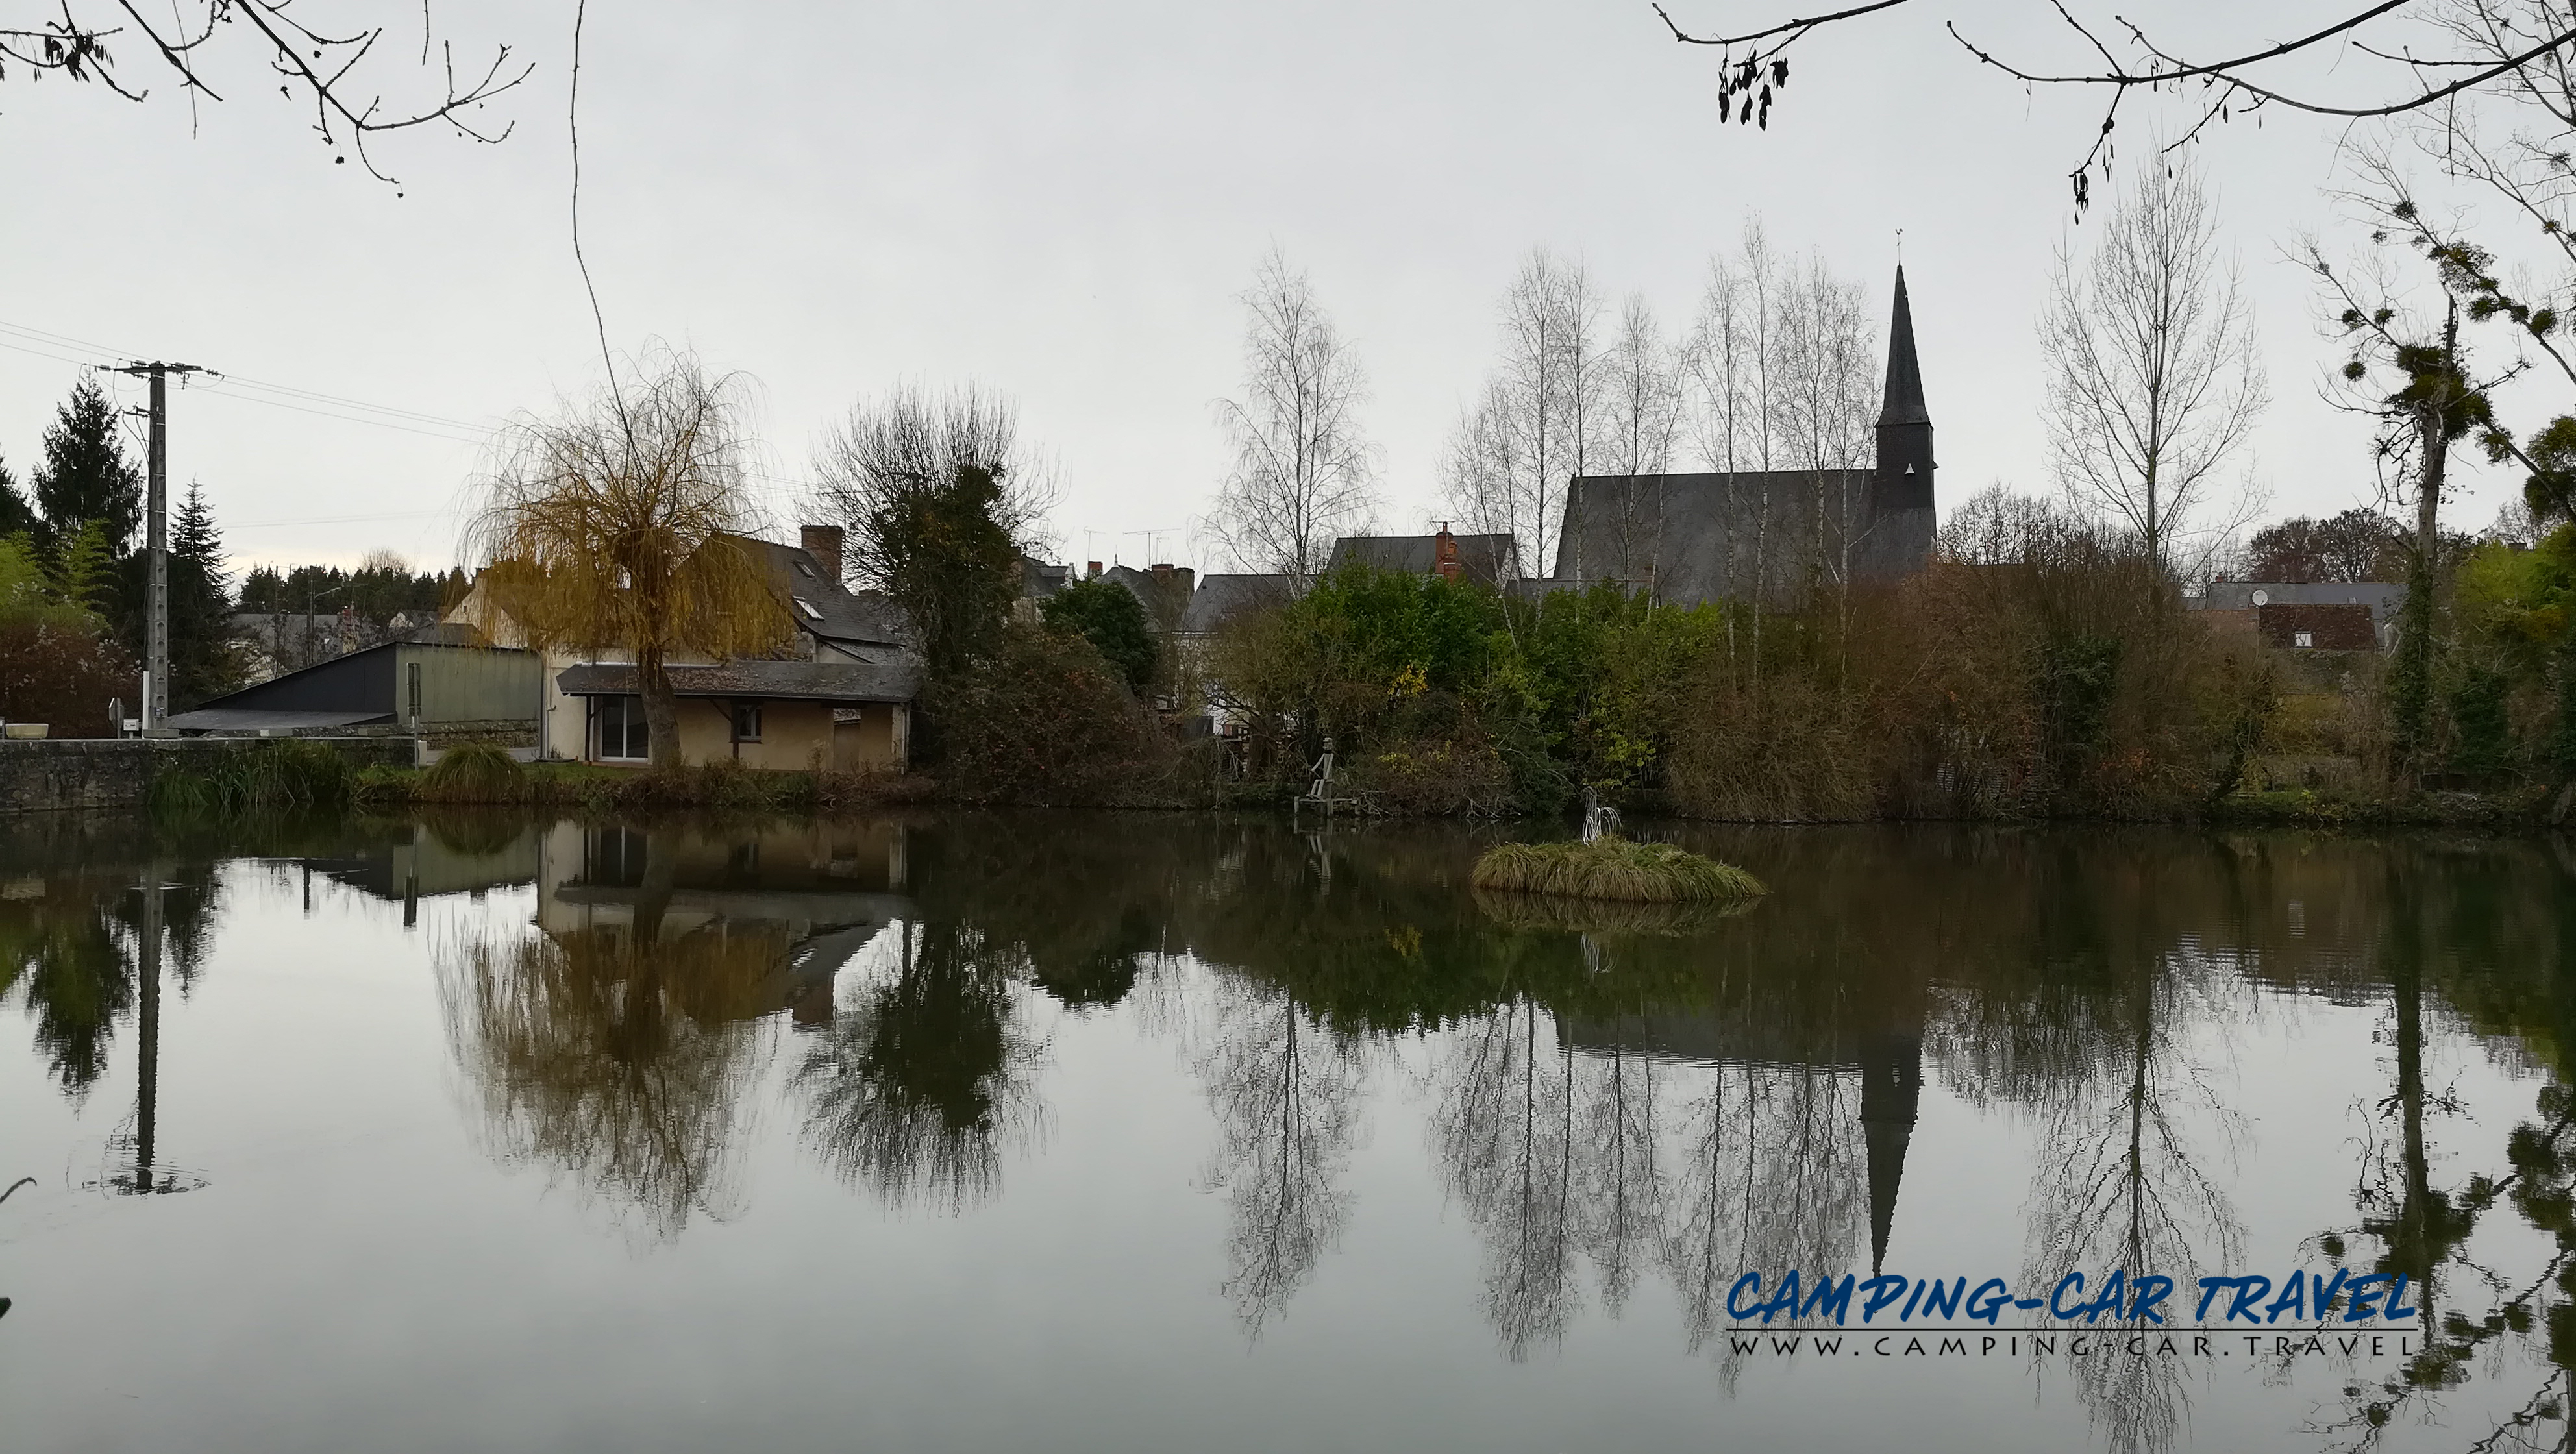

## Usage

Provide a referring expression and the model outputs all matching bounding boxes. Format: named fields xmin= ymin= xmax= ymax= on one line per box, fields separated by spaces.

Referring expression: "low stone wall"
xmin=0 ymin=736 xmax=414 ymax=815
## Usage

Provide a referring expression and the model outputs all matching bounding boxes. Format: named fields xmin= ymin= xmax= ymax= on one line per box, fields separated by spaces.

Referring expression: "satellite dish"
xmin=2251 ymin=589 xmax=2271 ymax=607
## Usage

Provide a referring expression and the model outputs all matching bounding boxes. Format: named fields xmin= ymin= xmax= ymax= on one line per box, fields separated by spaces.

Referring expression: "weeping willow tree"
xmin=466 ymin=350 xmax=791 ymax=769
xmin=438 ymin=846 xmax=791 ymax=1241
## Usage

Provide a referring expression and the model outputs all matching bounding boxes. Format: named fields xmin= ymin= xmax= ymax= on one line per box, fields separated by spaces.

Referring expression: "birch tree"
xmin=1441 ymin=249 xmax=1607 ymax=577
xmin=1209 ymin=251 xmax=1381 ymax=578
xmin=2042 ymin=155 xmax=2269 ymax=576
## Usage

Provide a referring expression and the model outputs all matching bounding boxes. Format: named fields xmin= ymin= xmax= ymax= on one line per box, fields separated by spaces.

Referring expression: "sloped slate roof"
xmin=1554 ymin=470 xmax=1872 ymax=606
xmin=166 ymin=708 xmax=391 ymax=732
xmin=1326 ymin=534 xmax=1517 ymax=581
xmin=1179 ymin=573 xmax=1298 ymax=634
xmin=728 ymin=535 xmax=916 ymax=648
xmin=2195 ymin=581 xmax=2405 ymax=623
xmin=556 ymin=658 xmax=920 ymax=704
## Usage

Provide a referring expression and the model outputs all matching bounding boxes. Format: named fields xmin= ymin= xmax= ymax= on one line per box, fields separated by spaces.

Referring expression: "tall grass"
xmin=1469 ymin=837 xmax=1765 ymax=902
xmin=149 ymin=740 xmax=354 ymax=819
xmin=419 ymin=743 xmax=528 ymax=803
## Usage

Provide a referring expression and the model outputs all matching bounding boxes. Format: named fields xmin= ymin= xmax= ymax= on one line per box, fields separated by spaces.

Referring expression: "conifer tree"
xmin=0 ymin=454 xmax=34 ymax=539
xmin=167 ymin=482 xmax=240 ymax=707
xmin=51 ymin=521 xmax=118 ymax=621
xmin=32 ymin=378 xmax=142 ymax=556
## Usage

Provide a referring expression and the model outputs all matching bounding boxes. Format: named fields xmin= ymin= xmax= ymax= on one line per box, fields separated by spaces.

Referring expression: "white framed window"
xmin=793 ymin=596 xmax=824 ymax=621
xmin=2293 ymin=631 xmax=2314 ymax=648
xmin=732 ymin=701 xmax=763 ymax=743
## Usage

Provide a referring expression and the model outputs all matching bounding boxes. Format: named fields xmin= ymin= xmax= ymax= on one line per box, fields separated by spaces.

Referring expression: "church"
xmin=1547 ymin=266 xmax=1937 ymax=604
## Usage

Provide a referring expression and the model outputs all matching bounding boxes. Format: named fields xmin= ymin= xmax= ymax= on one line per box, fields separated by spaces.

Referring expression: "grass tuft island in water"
xmin=1470 ymin=837 xmax=1765 ymax=904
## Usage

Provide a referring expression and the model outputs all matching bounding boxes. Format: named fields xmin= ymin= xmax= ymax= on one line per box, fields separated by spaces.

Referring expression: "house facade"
xmin=445 ymin=526 xmax=921 ymax=772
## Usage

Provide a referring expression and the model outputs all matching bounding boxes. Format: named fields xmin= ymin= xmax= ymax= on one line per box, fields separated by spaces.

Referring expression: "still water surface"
xmin=2 ymin=813 xmax=2572 ymax=1453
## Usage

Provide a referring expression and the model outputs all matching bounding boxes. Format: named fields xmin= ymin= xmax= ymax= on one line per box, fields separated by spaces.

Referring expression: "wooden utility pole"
xmin=103 ymin=362 xmax=204 ymax=729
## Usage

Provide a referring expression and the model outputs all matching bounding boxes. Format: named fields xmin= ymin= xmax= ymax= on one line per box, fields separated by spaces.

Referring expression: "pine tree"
xmin=33 ymin=377 xmax=142 ymax=556
xmin=0 ymin=454 xmax=35 ymax=539
xmin=167 ymin=481 xmax=241 ymax=707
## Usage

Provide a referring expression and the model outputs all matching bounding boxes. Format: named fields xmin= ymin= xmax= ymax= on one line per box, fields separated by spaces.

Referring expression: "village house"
xmin=444 ymin=525 xmax=920 ymax=772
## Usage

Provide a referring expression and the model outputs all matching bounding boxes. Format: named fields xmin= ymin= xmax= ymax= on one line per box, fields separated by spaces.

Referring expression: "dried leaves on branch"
xmin=1653 ymin=0 xmax=2576 ymax=208
xmin=3 ymin=1 xmax=528 ymax=186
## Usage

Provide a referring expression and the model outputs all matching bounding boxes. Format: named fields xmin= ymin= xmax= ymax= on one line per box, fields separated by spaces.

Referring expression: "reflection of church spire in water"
xmin=1858 ymin=1029 xmax=1922 ymax=1277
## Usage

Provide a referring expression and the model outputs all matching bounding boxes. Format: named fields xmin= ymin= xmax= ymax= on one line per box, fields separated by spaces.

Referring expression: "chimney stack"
xmin=801 ymin=524 xmax=845 ymax=584
xmin=1087 ymin=561 xmax=1103 ymax=579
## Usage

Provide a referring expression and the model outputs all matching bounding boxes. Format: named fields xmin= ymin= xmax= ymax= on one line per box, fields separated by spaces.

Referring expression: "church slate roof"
xmin=1552 ymin=470 xmax=1875 ymax=606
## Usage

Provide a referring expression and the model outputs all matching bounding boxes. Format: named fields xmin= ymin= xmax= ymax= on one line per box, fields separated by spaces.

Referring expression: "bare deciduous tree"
xmin=1774 ymin=252 xmax=1878 ymax=587
xmin=1442 ymin=248 xmax=1607 ymax=574
xmin=465 ymin=349 xmax=790 ymax=769
xmin=2041 ymin=154 xmax=2269 ymax=577
xmin=1208 ymin=251 xmax=1380 ymax=578
xmin=812 ymin=383 xmax=1056 ymax=680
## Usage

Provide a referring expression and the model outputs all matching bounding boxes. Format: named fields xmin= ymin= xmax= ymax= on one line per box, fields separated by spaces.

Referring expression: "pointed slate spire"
xmin=1878 ymin=265 xmax=1930 ymax=428
xmin=1870 ymin=265 xmax=1935 ymax=521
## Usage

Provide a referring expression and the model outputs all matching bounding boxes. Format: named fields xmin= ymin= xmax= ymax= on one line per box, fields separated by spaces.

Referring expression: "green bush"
xmin=1039 ymin=577 xmax=1159 ymax=695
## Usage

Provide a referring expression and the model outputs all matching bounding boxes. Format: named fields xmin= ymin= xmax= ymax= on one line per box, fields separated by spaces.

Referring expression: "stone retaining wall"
xmin=0 ymin=737 xmax=414 ymax=815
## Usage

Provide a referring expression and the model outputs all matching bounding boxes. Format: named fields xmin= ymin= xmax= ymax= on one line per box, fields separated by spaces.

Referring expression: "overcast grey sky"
xmin=0 ymin=0 xmax=2548 ymax=574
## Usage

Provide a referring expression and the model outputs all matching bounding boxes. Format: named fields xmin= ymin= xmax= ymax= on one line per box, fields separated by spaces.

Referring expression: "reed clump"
xmin=1469 ymin=837 xmax=1765 ymax=903
xmin=150 ymin=739 xmax=354 ymax=819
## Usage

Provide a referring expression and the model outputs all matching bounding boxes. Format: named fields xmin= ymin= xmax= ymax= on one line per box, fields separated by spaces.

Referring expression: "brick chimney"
xmin=1087 ymin=561 xmax=1103 ymax=579
xmin=800 ymin=524 xmax=845 ymax=584
xmin=1433 ymin=523 xmax=1461 ymax=581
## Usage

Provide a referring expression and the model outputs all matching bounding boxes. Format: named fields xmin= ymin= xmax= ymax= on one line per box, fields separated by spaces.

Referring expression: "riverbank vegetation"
xmin=1470 ymin=838 xmax=1764 ymax=902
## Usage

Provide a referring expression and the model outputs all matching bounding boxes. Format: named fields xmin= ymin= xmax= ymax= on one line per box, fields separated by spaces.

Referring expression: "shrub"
xmin=926 ymin=621 xmax=1167 ymax=806
xmin=419 ymin=743 xmax=528 ymax=802
xmin=1344 ymin=733 xmax=1516 ymax=816
xmin=1038 ymin=578 xmax=1158 ymax=695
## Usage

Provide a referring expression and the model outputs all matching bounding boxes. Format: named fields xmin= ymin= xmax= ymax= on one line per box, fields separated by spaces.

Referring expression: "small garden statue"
xmin=1580 ymin=785 xmax=1620 ymax=844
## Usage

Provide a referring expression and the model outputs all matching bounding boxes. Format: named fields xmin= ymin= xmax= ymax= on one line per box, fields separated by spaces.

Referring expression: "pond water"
xmin=3 ymin=812 xmax=2573 ymax=1453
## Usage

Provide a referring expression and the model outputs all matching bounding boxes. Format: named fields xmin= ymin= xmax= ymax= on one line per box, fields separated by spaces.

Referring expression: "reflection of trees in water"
xmin=1196 ymin=978 xmax=1366 ymax=1337
xmin=0 ymin=864 xmax=223 ymax=1101
xmin=1662 ymin=1060 xmax=1866 ymax=1372
xmin=795 ymin=920 xmax=1040 ymax=1214
xmin=1433 ymin=998 xmax=1578 ymax=1360
xmin=439 ymin=904 xmax=785 ymax=1241
xmin=2018 ymin=948 xmax=2245 ymax=1454
xmin=2301 ymin=854 xmax=2576 ymax=1453
xmin=1574 ymin=1040 xmax=1664 ymax=1313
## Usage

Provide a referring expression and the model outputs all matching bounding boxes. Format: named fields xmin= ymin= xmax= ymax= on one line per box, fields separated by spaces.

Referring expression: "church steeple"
xmin=1872 ymin=265 xmax=1935 ymax=516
